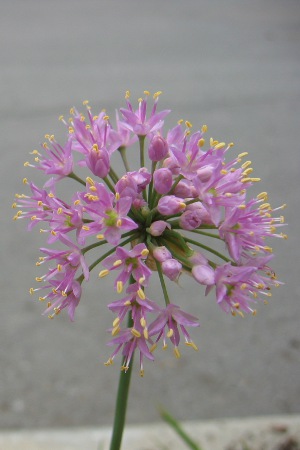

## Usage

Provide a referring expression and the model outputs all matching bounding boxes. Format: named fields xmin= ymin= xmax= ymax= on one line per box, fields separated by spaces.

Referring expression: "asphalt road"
xmin=1 ymin=0 xmax=299 ymax=429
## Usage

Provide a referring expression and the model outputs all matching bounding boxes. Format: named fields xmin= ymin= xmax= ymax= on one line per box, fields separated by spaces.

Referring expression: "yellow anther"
xmin=141 ymin=248 xmax=149 ymax=257
xmin=228 ymin=142 xmax=234 ymax=147
xmin=162 ymin=344 xmax=168 ymax=350
xmin=57 ymin=264 xmax=62 ymax=272
xmin=143 ymin=329 xmax=148 ymax=339
xmin=29 ymin=288 xmax=35 ymax=295
xmin=68 ymin=127 xmax=74 ymax=134
xmin=70 ymin=107 xmax=75 ymax=114
xmin=124 ymin=300 xmax=131 ymax=306
xmin=125 ymin=90 xmax=130 ymax=99
xmin=150 ymin=343 xmax=157 ymax=353
xmin=144 ymin=90 xmax=150 ymax=96
xmin=50 ymin=230 xmax=57 ymax=236
xmin=241 ymin=160 xmax=252 ymax=169
xmin=83 ymin=100 xmax=89 ymax=105
xmin=99 ymin=269 xmax=109 ymax=278
xmin=59 ymin=115 xmax=64 ymax=121
xmin=177 ymin=119 xmax=184 ymax=125
xmin=104 ymin=358 xmax=113 ymax=367
xmin=167 ymin=329 xmax=174 ymax=338
xmin=24 ymin=161 xmax=31 ymax=167
xmin=131 ymin=328 xmax=141 ymax=338
xmin=61 ymin=291 xmax=68 ymax=297
xmin=153 ymin=91 xmax=162 ymax=99
xmin=139 ymin=276 xmax=145 ymax=284
xmin=86 ymin=176 xmax=95 ymax=186
xmin=140 ymin=317 xmax=146 ymax=328
xmin=115 ymin=192 xmax=120 ymax=201
xmin=198 ymin=138 xmax=205 ymax=147
xmin=240 ymin=283 xmax=247 ymax=290
xmin=242 ymin=168 xmax=253 ymax=176
xmin=174 ymin=347 xmax=181 ymax=359
xmin=103 ymin=115 xmax=110 ymax=121
xmin=82 ymin=225 xmax=90 ymax=231
xmin=257 ymin=192 xmax=268 ymax=201
xmin=264 ymin=246 xmax=273 ymax=253
xmin=179 ymin=202 xmax=186 ymax=209
xmin=241 ymin=177 xmax=261 ymax=183
xmin=117 ymin=281 xmax=123 ymax=294
xmin=185 ymin=341 xmax=198 ymax=351
xmin=259 ymin=203 xmax=271 ymax=210
xmin=35 ymin=277 xmax=43 ymax=282
xmin=57 ymin=207 xmax=63 ymax=215
xmin=39 ymin=296 xmax=46 ymax=302
xmin=92 ymin=143 xmax=99 ymax=152
xmin=11 ymin=202 xmax=17 ymax=208
xmin=85 ymin=125 xmax=91 ymax=129
xmin=201 ymin=124 xmax=208 ymax=133
xmin=116 ymin=219 xmax=122 ymax=227
xmin=113 ymin=259 xmax=123 ymax=267
xmin=138 ymin=97 xmax=143 ymax=103
xmin=140 ymin=369 xmax=145 ymax=377
xmin=23 ymin=178 xmax=28 ymax=184
xmin=112 ymin=325 xmax=120 ymax=336
xmin=237 ymin=310 xmax=244 ymax=318
xmin=220 ymin=169 xmax=228 ymax=175
xmin=238 ymin=152 xmax=248 ymax=158
xmin=238 ymin=204 xmax=246 ymax=209
xmin=233 ymin=302 xmax=240 ymax=309
xmin=185 ymin=120 xmax=193 ymax=128
xmin=214 ymin=142 xmax=226 ymax=150
xmin=137 ymin=288 xmax=145 ymax=300
xmin=225 ymin=193 xmax=233 ymax=197
xmin=96 ymin=234 xmax=104 ymax=240
xmin=113 ymin=317 xmax=120 ymax=327
xmin=74 ymin=199 xmax=81 ymax=206
xmin=252 ymin=310 xmax=257 ymax=316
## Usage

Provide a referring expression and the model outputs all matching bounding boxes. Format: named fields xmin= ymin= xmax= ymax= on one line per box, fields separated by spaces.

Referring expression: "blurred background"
xmin=1 ymin=0 xmax=299 ymax=430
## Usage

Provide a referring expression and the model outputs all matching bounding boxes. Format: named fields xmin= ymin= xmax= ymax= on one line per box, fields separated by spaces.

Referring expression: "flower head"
xmin=14 ymin=91 xmax=286 ymax=374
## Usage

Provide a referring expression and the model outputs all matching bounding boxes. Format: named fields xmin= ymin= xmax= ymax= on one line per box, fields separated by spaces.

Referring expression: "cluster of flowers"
xmin=13 ymin=91 xmax=286 ymax=376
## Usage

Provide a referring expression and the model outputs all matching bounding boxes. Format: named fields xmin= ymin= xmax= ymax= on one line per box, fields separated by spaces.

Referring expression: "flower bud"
xmin=153 ymin=168 xmax=173 ymax=194
xmin=179 ymin=209 xmax=202 ymax=230
xmin=86 ymin=146 xmax=110 ymax=178
xmin=192 ymin=264 xmax=215 ymax=285
xmin=162 ymin=259 xmax=182 ymax=281
xmin=148 ymin=220 xmax=170 ymax=236
xmin=157 ymin=196 xmax=186 ymax=215
xmin=152 ymin=246 xmax=172 ymax=262
xmin=174 ymin=180 xmax=197 ymax=199
xmin=148 ymin=135 xmax=169 ymax=161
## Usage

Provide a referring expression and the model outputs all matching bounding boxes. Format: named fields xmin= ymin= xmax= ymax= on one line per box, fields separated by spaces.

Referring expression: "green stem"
xmin=68 ymin=171 xmax=86 ymax=186
xmin=118 ymin=146 xmax=131 ymax=172
xmin=155 ymin=259 xmax=170 ymax=306
xmin=139 ymin=135 xmax=145 ymax=168
xmin=103 ymin=176 xmax=115 ymax=193
xmin=183 ymin=237 xmax=232 ymax=263
xmin=109 ymin=312 xmax=134 ymax=450
xmin=189 ymin=229 xmax=221 ymax=239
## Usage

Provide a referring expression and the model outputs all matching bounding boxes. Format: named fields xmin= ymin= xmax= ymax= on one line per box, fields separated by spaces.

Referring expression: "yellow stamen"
xmin=214 ymin=142 xmax=226 ymax=150
xmin=96 ymin=234 xmax=104 ymax=240
xmin=131 ymin=328 xmax=141 ymax=338
xmin=125 ymin=90 xmax=130 ymax=99
xmin=117 ymin=281 xmax=123 ymax=294
xmin=201 ymin=124 xmax=208 ymax=133
xmin=113 ymin=259 xmax=123 ymax=267
xmin=198 ymin=138 xmax=205 ymax=147
xmin=174 ymin=347 xmax=181 ymax=359
xmin=238 ymin=152 xmax=248 ymax=158
xmin=104 ymin=358 xmax=113 ymax=366
xmin=185 ymin=120 xmax=192 ymax=128
xmin=167 ymin=329 xmax=174 ymax=338
xmin=99 ymin=269 xmax=109 ymax=278
xmin=86 ymin=176 xmax=95 ymax=186
xmin=141 ymin=248 xmax=149 ymax=257
xmin=144 ymin=90 xmax=150 ymax=96
xmin=153 ymin=91 xmax=162 ymax=99
xmin=137 ymin=288 xmax=145 ymax=300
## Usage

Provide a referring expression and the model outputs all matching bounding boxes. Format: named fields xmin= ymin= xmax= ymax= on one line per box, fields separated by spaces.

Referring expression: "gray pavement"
xmin=1 ymin=0 xmax=300 ymax=430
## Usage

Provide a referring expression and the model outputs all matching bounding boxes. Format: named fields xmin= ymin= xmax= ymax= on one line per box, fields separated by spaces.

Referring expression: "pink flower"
xmin=149 ymin=304 xmax=199 ymax=357
xmin=120 ymin=91 xmax=170 ymax=136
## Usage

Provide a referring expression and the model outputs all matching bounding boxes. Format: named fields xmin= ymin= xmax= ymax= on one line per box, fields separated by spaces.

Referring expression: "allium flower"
xmin=14 ymin=90 xmax=286 ymax=376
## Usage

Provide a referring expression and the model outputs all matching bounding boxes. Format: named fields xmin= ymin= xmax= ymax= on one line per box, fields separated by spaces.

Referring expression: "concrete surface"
xmin=0 ymin=416 xmax=300 ymax=450
xmin=1 ymin=0 xmax=300 ymax=432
